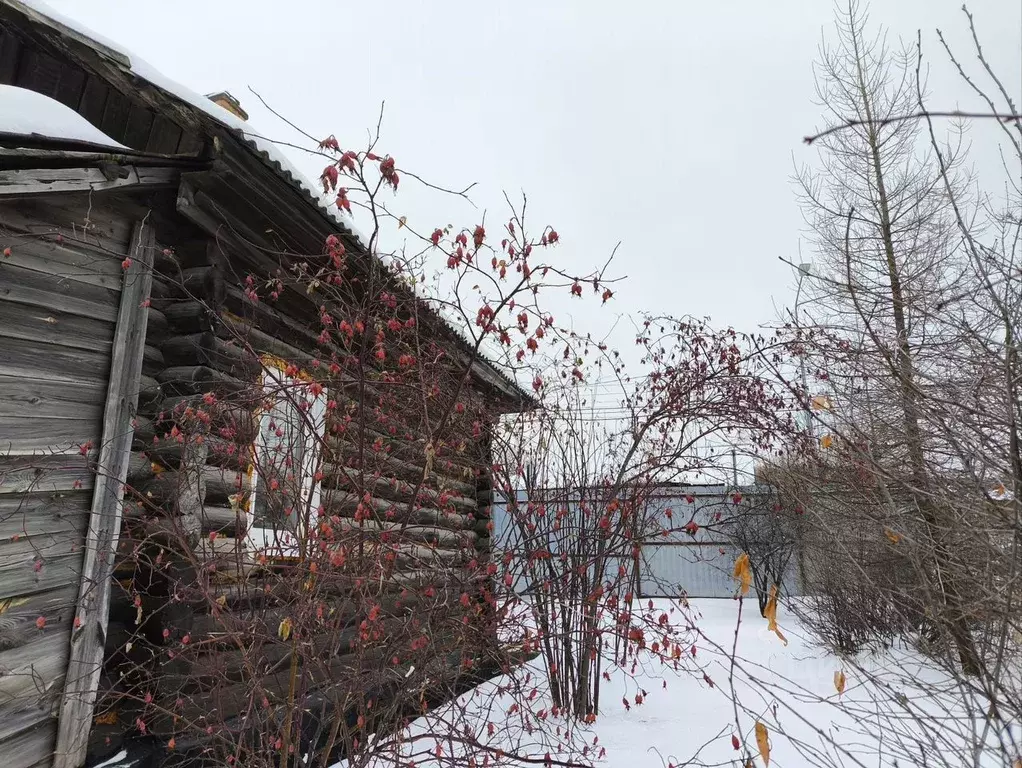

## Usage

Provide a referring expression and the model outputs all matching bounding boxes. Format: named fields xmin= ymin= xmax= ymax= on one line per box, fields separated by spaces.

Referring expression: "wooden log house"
xmin=0 ymin=2 xmax=532 ymax=766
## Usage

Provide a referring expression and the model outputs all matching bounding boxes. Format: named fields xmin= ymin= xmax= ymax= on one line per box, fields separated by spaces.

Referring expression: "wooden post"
xmin=54 ymin=221 xmax=155 ymax=768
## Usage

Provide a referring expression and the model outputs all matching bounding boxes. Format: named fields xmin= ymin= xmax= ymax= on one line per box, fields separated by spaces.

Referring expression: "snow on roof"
xmin=12 ymin=0 xmax=369 ymax=246
xmin=9 ymin=0 xmax=530 ymax=402
xmin=0 ymin=83 xmax=125 ymax=148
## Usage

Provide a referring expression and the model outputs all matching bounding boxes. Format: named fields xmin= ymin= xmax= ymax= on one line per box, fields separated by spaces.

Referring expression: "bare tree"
xmin=793 ymin=0 xmax=983 ymax=675
xmin=491 ymin=316 xmax=790 ymax=720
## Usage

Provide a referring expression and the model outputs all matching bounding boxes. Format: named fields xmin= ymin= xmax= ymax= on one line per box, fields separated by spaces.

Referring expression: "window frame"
xmin=244 ymin=356 xmax=328 ymax=561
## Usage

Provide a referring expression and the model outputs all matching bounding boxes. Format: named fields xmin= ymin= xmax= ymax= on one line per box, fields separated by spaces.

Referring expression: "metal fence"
xmin=491 ymin=485 xmax=805 ymax=600
xmin=637 ymin=542 xmax=741 ymax=598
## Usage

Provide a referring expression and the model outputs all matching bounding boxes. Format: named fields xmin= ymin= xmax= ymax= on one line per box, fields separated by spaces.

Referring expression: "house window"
xmin=246 ymin=359 xmax=328 ymax=560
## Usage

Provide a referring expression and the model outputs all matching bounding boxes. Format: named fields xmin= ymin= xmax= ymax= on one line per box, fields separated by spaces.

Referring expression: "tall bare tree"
xmin=794 ymin=0 xmax=983 ymax=675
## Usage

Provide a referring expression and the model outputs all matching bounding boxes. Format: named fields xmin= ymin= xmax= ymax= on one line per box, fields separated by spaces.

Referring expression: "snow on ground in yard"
xmin=352 ymin=599 xmax=1015 ymax=768
xmin=0 ymin=84 xmax=125 ymax=147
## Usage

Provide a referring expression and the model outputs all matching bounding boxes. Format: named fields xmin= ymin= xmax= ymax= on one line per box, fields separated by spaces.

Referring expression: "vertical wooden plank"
xmin=0 ymin=27 xmax=22 ymax=84
xmin=14 ymin=48 xmax=61 ymax=98
xmin=99 ymin=90 xmax=129 ymax=144
xmin=77 ymin=76 xmax=109 ymax=128
xmin=121 ymin=105 xmax=154 ymax=150
xmin=52 ymin=222 xmax=154 ymax=768
xmin=175 ymin=130 xmax=205 ymax=156
xmin=145 ymin=114 xmax=182 ymax=155
xmin=54 ymin=63 xmax=85 ymax=110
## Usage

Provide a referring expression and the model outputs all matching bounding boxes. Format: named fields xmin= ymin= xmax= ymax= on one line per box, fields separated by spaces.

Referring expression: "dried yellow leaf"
xmin=278 ymin=617 xmax=292 ymax=641
xmin=398 ymin=215 xmax=407 ymax=229
xmin=0 ymin=597 xmax=29 ymax=616
xmin=763 ymin=584 xmax=788 ymax=646
xmin=755 ymin=721 xmax=770 ymax=767
xmin=884 ymin=527 xmax=901 ymax=545
xmin=834 ymin=669 xmax=846 ymax=695
xmin=733 ymin=553 xmax=752 ymax=595
xmin=93 ymin=710 xmax=118 ymax=726
xmin=811 ymin=395 xmax=832 ymax=411
xmin=819 ymin=434 xmax=833 ymax=450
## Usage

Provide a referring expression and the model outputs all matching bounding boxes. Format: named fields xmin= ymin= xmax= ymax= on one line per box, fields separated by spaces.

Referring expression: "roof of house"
xmin=0 ymin=0 xmax=534 ymax=407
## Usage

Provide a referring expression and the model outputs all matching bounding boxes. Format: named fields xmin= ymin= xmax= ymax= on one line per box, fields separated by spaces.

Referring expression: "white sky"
xmin=45 ymin=0 xmax=1021 ymax=359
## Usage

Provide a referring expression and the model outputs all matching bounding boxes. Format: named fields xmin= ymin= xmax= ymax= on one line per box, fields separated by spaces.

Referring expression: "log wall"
xmin=0 ymin=183 xmax=505 ymax=768
xmin=77 ymin=181 xmax=503 ymax=764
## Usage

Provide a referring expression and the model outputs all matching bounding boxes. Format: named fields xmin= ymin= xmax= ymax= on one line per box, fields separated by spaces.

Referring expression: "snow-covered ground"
xmin=361 ymin=598 xmax=1017 ymax=768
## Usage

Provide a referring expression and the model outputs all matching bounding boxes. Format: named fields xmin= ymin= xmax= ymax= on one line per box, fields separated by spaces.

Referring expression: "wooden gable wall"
xmin=0 ymin=12 xmax=203 ymax=155
xmin=0 ymin=187 xmax=172 ymax=768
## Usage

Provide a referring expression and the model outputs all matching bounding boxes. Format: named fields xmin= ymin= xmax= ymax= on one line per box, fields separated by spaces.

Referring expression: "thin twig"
xmin=804 ymin=110 xmax=1021 ymax=144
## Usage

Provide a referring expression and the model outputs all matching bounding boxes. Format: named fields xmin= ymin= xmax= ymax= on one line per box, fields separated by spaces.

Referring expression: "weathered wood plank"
xmin=122 ymin=105 xmax=154 ymax=151
xmin=54 ymin=221 xmax=155 ymax=768
xmin=0 ymin=585 xmax=77 ymax=651
xmin=0 ymin=709 xmax=50 ymax=752
xmin=0 ymin=711 xmax=57 ymax=768
xmin=99 ymin=89 xmax=129 ymax=142
xmin=145 ymin=114 xmax=182 ymax=155
xmin=162 ymin=265 xmax=225 ymax=303
xmin=0 ymin=234 xmax=123 ymax=291
xmin=14 ymin=48 xmax=60 ymax=98
xmin=54 ymin=62 xmax=85 ymax=111
xmin=0 ymin=376 xmax=105 ymax=421
xmin=0 ymin=527 xmax=85 ymax=564
xmin=0 ymin=456 xmax=94 ymax=495
xmin=0 ymin=27 xmax=23 ymax=85
xmin=0 ymin=416 xmax=100 ymax=455
xmin=0 ymin=260 xmax=120 ymax=321
xmin=0 ymin=632 xmax=70 ymax=722
xmin=0 ymin=196 xmax=132 ymax=256
xmin=0 ymin=167 xmax=178 ymax=197
xmin=175 ymin=131 xmax=204 ymax=156
xmin=0 ymin=334 xmax=112 ymax=386
xmin=0 ymin=494 xmax=89 ymax=541
xmin=0 ymin=299 xmax=114 ymax=354
xmin=326 ymin=466 xmax=478 ymax=515
xmin=76 ymin=75 xmax=108 ymax=127
xmin=0 ymin=552 xmax=83 ymax=601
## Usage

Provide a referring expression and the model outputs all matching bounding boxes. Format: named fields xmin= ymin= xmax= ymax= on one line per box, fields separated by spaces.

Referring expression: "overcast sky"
xmin=46 ymin=0 xmax=1021 ymax=361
